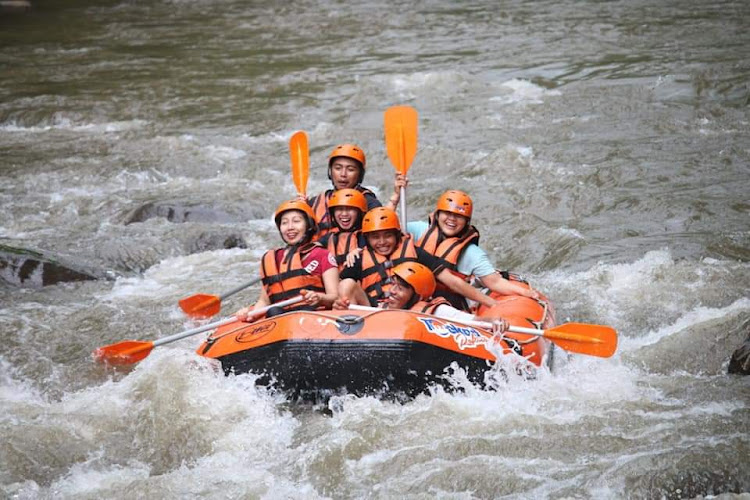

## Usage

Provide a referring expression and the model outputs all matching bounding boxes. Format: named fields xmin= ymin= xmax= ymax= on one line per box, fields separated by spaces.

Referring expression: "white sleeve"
xmin=433 ymin=304 xmax=476 ymax=323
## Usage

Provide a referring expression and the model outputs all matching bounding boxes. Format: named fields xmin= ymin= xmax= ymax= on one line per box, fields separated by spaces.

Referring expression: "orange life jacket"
xmin=360 ymin=235 xmax=418 ymax=305
xmin=416 ymin=212 xmax=481 ymax=275
xmin=260 ymin=243 xmax=327 ymax=306
xmin=309 ymin=186 xmax=377 ymax=241
xmin=410 ymin=296 xmax=452 ymax=315
xmin=326 ymin=230 xmax=362 ymax=269
xmin=416 ymin=213 xmax=481 ymax=310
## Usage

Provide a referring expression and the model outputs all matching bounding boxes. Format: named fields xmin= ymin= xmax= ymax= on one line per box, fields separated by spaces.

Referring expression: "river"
xmin=1 ymin=1 xmax=749 ymax=498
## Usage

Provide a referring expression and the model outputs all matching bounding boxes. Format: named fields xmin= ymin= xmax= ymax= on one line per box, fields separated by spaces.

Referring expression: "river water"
xmin=1 ymin=1 xmax=749 ymax=498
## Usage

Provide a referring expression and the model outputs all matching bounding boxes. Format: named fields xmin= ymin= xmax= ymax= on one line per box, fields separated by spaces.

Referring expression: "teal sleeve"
xmin=456 ymin=244 xmax=496 ymax=277
xmin=406 ymin=221 xmax=429 ymax=240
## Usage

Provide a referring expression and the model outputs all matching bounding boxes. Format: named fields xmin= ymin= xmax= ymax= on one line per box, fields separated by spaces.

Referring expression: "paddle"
xmin=289 ymin=130 xmax=309 ymax=197
xmin=348 ymin=305 xmax=617 ymax=358
xmin=384 ymin=106 xmax=418 ymax=224
xmin=94 ymin=296 xmax=304 ymax=366
xmin=178 ymin=277 xmax=262 ymax=319
xmin=178 ymin=132 xmax=309 ymax=319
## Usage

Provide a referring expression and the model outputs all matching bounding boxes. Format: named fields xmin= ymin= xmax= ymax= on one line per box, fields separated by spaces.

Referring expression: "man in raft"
xmin=235 ymin=200 xmax=339 ymax=321
xmin=407 ymin=189 xmax=540 ymax=310
xmin=335 ymin=261 xmax=510 ymax=335
xmin=304 ymin=143 xmax=407 ymax=241
xmin=336 ymin=206 xmax=493 ymax=309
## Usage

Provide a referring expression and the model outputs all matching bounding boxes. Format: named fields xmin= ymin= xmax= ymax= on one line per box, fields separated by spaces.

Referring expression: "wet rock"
xmin=728 ymin=335 xmax=750 ymax=375
xmin=94 ymin=228 xmax=249 ymax=275
xmin=189 ymin=231 xmax=247 ymax=253
xmin=123 ymin=201 xmax=244 ymax=225
xmin=0 ymin=244 xmax=109 ymax=288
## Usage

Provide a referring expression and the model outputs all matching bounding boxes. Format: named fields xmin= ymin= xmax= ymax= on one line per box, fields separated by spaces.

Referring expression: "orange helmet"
xmin=273 ymin=200 xmax=317 ymax=233
xmin=328 ymin=144 xmax=366 ymax=169
xmin=392 ymin=262 xmax=436 ymax=300
xmin=328 ymin=188 xmax=368 ymax=214
xmin=436 ymin=190 xmax=473 ymax=219
xmin=361 ymin=207 xmax=401 ymax=234
xmin=328 ymin=144 xmax=366 ymax=184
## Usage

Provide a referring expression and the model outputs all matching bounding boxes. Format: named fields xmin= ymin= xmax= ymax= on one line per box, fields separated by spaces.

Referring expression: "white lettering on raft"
xmin=417 ymin=318 xmax=488 ymax=350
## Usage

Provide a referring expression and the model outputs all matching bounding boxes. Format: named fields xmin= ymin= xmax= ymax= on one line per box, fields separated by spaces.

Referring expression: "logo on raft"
xmin=237 ymin=321 xmax=276 ymax=343
xmin=417 ymin=318 xmax=488 ymax=350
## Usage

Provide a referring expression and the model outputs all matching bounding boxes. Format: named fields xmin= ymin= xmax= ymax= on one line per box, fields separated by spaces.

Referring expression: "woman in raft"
xmin=407 ymin=189 xmax=540 ymax=310
xmin=305 ymin=143 xmax=406 ymax=241
xmin=235 ymin=200 xmax=339 ymax=321
xmin=335 ymin=206 xmax=491 ymax=308
xmin=336 ymin=261 xmax=510 ymax=335
xmin=317 ymin=188 xmax=368 ymax=270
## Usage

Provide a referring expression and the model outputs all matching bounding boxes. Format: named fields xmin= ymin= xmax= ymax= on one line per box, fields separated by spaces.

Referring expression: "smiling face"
xmin=333 ymin=206 xmax=359 ymax=231
xmin=437 ymin=210 xmax=468 ymax=237
xmin=365 ymin=229 xmax=399 ymax=256
xmin=329 ymin=157 xmax=362 ymax=190
xmin=385 ymin=276 xmax=414 ymax=309
xmin=278 ymin=210 xmax=309 ymax=245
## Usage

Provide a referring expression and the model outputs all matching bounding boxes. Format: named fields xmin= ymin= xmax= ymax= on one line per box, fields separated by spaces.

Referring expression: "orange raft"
xmin=196 ymin=279 xmax=556 ymax=399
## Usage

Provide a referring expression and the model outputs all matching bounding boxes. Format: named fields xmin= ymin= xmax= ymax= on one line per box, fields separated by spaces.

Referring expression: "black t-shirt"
xmin=363 ymin=190 xmax=381 ymax=210
xmin=340 ymin=243 xmax=442 ymax=281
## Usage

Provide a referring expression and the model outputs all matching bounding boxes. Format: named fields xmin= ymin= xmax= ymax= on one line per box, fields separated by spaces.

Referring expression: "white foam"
xmin=103 ymin=247 xmax=255 ymax=302
xmin=386 ymin=71 xmax=469 ymax=99
xmin=491 ymin=78 xmax=562 ymax=105
xmin=0 ymin=118 xmax=148 ymax=133
xmin=0 ymin=357 xmax=45 ymax=405
xmin=203 ymin=144 xmax=247 ymax=162
xmin=624 ymin=297 xmax=750 ymax=350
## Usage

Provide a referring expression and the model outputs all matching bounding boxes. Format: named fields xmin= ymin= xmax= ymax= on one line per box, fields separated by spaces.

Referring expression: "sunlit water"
xmin=1 ymin=1 xmax=749 ymax=498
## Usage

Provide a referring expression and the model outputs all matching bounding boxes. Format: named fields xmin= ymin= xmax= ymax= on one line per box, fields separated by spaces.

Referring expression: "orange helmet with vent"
xmin=273 ymin=200 xmax=317 ymax=233
xmin=361 ymin=207 xmax=401 ymax=234
xmin=328 ymin=144 xmax=366 ymax=169
xmin=392 ymin=262 xmax=436 ymax=300
xmin=328 ymin=144 xmax=367 ymax=184
xmin=328 ymin=188 xmax=368 ymax=214
xmin=436 ymin=190 xmax=473 ymax=219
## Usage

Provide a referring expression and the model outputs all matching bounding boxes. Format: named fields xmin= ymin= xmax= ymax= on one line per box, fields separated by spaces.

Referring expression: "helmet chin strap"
xmin=403 ymin=293 xmax=420 ymax=310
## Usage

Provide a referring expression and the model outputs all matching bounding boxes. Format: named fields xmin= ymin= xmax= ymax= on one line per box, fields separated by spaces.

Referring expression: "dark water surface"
xmin=1 ymin=1 xmax=749 ymax=498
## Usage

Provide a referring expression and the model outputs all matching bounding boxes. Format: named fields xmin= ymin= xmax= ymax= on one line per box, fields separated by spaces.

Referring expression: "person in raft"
xmin=304 ymin=143 xmax=407 ymax=241
xmin=407 ymin=189 xmax=540 ymax=311
xmin=317 ymin=188 xmax=368 ymax=270
xmin=336 ymin=206 xmax=493 ymax=308
xmin=235 ymin=200 xmax=339 ymax=321
xmin=335 ymin=262 xmax=510 ymax=335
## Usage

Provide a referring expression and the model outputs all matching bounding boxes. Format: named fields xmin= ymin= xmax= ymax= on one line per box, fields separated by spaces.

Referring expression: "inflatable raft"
xmin=196 ymin=279 xmax=556 ymax=400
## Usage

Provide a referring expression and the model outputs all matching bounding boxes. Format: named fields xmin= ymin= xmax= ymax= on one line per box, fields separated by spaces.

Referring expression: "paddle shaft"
xmin=350 ymin=304 xmax=561 ymax=339
xmin=159 ymin=296 xmax=304 ymax=347
xmin=399 ymin=186 xmax=407 ymax=229
xmin=154 ymin=317 xmax=238 ymax=347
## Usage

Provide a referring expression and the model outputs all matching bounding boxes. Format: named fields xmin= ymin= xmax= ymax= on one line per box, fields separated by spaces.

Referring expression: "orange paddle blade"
xmin=178 ymin=293 xmax=221 ymax=319
xmin=289 ymin=131 xmax=309 ymax=196
xmin=384 ymin=106 xmax=418 ymax=174
xmin=93 ymin=340 xmax=154 ymax=366
xmin=544 ymin=323 xmax=618 ymax=358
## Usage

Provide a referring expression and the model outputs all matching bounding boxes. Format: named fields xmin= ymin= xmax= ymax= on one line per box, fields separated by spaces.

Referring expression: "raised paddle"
xmin=178 ymin=276 xmax=262 ymax=319
xmin=179 ymin=132 xmax=309 ymax=318
xmin=289 ymin=130 xmax=309 ymax=197
xmin=384 ymin=106 xmax=418 ymax=224
xmin=94 ymin=296 xmax=305 ymax=366
xmin=348 ymin=304 xmax=617 ymax=358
